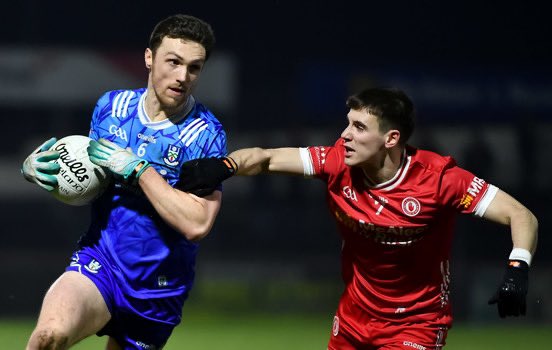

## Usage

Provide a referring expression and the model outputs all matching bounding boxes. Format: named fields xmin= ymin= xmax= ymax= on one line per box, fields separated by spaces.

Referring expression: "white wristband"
xmin=509 ymin=248 xmax=532 ymax=266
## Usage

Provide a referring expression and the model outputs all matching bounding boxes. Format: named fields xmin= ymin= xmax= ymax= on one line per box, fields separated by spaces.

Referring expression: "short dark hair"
xmin=149 ymin=14 xmax=216 ymax=60
xmin=346 ymin=87 xmax=415 ymax=144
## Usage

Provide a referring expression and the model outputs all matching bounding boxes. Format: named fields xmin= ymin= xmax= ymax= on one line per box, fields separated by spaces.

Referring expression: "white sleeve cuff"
xmin=299 ymin=147 xmax=314 ymax=176
xmin=474 ymin=184 xmax=499 ymax=217
xmin=509 ymin=248 xmax=532 ymax=266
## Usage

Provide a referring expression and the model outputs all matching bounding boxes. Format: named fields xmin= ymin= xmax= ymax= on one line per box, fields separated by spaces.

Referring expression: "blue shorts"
xmin=66 ymin=246 xmax=186 ymax=349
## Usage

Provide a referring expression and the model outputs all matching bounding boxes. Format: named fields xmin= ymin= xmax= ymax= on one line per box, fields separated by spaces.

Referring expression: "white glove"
xmin=87 ymin=138 xmax=150 ymax=184
xmin=21 ymin=137 xmax=60 ymax=192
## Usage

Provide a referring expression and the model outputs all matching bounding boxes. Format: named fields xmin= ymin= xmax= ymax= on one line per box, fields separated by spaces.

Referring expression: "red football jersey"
xmin=302 ymin=139 xmax=498 ymax=325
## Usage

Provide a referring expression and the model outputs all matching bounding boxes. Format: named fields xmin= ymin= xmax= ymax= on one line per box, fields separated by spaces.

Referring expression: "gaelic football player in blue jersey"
xmin=21 ymin=14 xmax=230 ymax=349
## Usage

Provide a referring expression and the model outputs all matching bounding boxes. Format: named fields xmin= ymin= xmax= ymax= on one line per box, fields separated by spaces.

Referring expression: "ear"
xmin=145 ymin=48 xmax=153 ymax=70
xmin=385 ymin=130 xmax=401 ymax=148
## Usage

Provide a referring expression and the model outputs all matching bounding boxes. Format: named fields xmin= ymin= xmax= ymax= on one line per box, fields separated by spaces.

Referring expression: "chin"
xmin=343 ymin=158 xmax=356 ymax=167
xmin=162 ymin=96 xmax=186 ymax=110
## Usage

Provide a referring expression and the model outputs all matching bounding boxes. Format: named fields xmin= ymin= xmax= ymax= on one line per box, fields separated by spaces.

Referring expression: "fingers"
xmin=89 ymin=154 xmax=107 ymax=167
xmin=88 ymin=139 xmax=125 ymax=158
xmin=36 ymin=150 xmax=60 ymax=163
xmin=36 ymin=137 xmax=58 ymax=153
xmin=88 ymin=140 xmax=114 ymax=163
xmin=502 ymin=302 xmax=519 ymax=317
xmin=35 ymin=173 xmax=59 ymax=191
xmin=491 ymin=290 xmax=525 ymax=318
xmin=22 ymin=151 xmax=60 ymax=184
xmin=88 ymin=139 xmax=135 ymax=177
xmin=34 ymin=159 xmax=60 ymax=174
xmin=36 ymin=182 xmax=56 ymax=192
xmin=98 ymin=138 xmax=119 ymax=150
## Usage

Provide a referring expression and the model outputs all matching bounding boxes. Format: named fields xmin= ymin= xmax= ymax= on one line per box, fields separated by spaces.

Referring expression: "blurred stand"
xmin=1 ymin=47 xmax=550 ymax=325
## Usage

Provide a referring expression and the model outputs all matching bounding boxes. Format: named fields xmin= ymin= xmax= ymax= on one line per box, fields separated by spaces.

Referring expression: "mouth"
xmin=344 ymin=145 xmax=354 ymax=157
xmin=168 ymin=86 xmax=186 ymax=96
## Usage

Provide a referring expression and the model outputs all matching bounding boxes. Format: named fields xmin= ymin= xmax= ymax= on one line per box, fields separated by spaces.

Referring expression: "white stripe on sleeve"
xmin=179 ymin=118 xmax=203 ymax=140
xmin=121 ymin=91 xmax=135 ymax=117
xmin=112 ymin=92 xmax=122 ymax=117
xmin=474 ymin=184 xmax=499 ymax=217
xmin=299 ymin=147 xmax=315 ymax=176
xmin=116 ymin=91 xmax=130 ymax=117
xmin=180 ymin=120 xmax=206 ymax=144
xmin=185 ymin=124 xmax=209 ymax=146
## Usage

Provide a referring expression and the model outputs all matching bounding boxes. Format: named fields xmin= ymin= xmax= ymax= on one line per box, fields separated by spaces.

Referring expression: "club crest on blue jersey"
xmin=163 ymin=145 xmax=182 ymax=166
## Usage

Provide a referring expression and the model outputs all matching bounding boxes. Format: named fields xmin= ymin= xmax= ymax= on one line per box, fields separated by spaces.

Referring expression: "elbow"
xmin=529 ymin=210 xmax=539 ymax=235
xmin=185 ymin=230 xmax=209 ymax=243
xmin=171 ymin=191 xmax=221 ymax=242
xmin=179 ymin=222 xmax=212 ymax=243
xmin=521 ymin=206 xmax=539 ymax=231
xmin=525 ymin=209 xmax=539 ymax=254
xmin=513 ymin=206 xmax=539 ymax=253
xmin=530 ymin=210 xmax=539 ymax=228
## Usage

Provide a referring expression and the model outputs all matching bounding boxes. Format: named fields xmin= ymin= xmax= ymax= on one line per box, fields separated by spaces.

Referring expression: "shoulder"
xmin=95 ymin=88 xmax=145 ymax=116
xmin=189 ymin=102 xmax=226 ymax=135
xmin=177 ymin=101 xmax=228 ymax=156
xmin=97 ymin=88 xmax=144 ymax=104
xmin=407 ymin=146 xmax=479 ymax=199
xmin=307 ymin=139 xmax=347 ymax=176
xmin=193 ymin=103 xmax=223 ymax=127
xmin=408 ymin=146 xmax=457 ymax=174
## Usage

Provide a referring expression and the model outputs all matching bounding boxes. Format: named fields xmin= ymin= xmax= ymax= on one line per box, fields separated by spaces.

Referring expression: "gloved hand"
xmin=21 ymin=137 xmax=60 ymax=192
xmin=176 ymin=157 xmax=237 ymax=196
xmin=87 ymin=138 xmax=150 ymax=185
xmin=488 ymin=260 xmax=529 ymax=318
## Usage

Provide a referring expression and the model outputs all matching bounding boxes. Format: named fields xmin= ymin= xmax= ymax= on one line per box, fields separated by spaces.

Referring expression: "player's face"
xmin=145 ymin=37 xmax=206 ymax=114
xmin=340 ymin=109 xmax=388 ymax=167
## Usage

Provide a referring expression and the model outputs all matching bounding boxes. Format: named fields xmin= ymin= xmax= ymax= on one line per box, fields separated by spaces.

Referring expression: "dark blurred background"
xmin=1 ymin=0 xmax=550 ymax=324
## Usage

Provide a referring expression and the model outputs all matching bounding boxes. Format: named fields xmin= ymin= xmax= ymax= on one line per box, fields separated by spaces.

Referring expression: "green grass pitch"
xmin=2 ymin=312 xmax=549 ymax=349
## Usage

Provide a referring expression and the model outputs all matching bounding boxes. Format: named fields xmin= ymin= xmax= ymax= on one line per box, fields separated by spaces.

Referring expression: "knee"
xmin=27 ymin=327 xmax=69 ymax=350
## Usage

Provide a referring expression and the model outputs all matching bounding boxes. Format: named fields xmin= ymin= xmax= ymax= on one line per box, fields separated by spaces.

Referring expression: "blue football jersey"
xmin=82 ymin=88 xmax=227 ymax=299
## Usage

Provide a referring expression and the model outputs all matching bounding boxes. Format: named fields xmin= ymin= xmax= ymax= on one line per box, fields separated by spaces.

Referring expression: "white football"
xmin=49 ymin=135 xmax=111 ymax=206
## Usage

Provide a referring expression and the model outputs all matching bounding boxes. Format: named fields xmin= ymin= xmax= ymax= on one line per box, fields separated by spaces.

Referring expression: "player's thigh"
xmin=328 ymin=331 xmax=373 ymax=350
xmin=35 ymin=271 xmax=111 ymax=343
xmin=377 ymin=324 xmax=448 ymax=350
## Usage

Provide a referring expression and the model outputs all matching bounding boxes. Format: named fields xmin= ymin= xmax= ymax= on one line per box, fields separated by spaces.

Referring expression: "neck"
xmin=144 ymin=90 xmax=188 ymax=122
xmin=361 ymin=147 xmax=404 ymax=185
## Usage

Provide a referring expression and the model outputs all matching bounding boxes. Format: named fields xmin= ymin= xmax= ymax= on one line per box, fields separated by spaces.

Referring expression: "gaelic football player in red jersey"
xmin=178 ymin=87 xmax=538 ymax=349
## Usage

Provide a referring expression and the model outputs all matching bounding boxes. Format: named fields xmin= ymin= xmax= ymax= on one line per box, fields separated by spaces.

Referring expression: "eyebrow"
xmin=164 ymin=51 xmax=205 ymax=64
xmin=164 ymin=51 xmax=183 ymax=59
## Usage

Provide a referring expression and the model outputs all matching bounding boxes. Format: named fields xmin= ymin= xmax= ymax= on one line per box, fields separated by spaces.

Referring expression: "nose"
xmin=341 ymin=125 xmax=352 ymax=140
xmin=176 ymin=67 xmax=188 ymax=84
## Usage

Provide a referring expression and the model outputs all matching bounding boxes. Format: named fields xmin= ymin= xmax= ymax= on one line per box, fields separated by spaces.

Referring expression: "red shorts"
xmin=327 ymin=293 xmax=448 ymax=350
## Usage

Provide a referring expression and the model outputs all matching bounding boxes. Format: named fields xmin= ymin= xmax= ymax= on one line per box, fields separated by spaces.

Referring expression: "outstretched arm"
xmin=230 ymin=147 xmax=304 ymax=175
xmin=176 ymin=147 xmax=307 ymax=196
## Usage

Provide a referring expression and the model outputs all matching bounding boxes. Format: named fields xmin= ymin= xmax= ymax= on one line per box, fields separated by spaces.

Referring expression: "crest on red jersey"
xmin=401 ymin=197 xmax=421 ymax=217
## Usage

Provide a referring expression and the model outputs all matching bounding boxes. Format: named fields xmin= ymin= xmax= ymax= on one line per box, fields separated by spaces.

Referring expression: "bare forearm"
xmin=510 ymin=206 xmax=538 ymax=255
xmin=229 ymin=147 xmax=304 ymax=175
xmin=229 ymin=148 xmax=270 ymax=175
xmin=483 ymin=189 xmax=538 ymax=259
xmin=138 ymin=167 xmax=221 ymax=241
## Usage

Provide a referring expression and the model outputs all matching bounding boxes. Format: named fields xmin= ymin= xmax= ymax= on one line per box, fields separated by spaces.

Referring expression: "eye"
xmin=188 ymin=63 xmax=203 ymax=74
xmin=167 ymin=59 xmax=180 ymax=66
xmin=353 ymin=121 xmax=366 ymax=131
